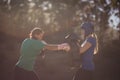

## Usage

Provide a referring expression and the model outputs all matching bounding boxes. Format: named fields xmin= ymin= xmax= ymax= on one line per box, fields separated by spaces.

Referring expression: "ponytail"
xmin=93 ymin=33 xmax=99 ymax=54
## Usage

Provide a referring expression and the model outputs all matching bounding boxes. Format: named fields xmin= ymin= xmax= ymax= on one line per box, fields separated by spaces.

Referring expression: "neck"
xmin=38 ymin=39 xmax=42 ymax=41
xmin=86 ymin=34 xmax=93 ymax=39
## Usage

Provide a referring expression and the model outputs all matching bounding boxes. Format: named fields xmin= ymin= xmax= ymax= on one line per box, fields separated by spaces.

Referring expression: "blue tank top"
xmin=81 ymin=37 xmax=96 ymax=71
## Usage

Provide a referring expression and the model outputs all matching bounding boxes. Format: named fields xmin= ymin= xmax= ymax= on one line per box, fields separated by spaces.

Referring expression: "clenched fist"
xmin=58 ymin=43 xmax=70 ymax=52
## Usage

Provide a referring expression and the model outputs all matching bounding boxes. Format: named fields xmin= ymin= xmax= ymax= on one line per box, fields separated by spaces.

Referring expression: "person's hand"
xmin=58 ymin=43 xmax=70 ymax=52
xmin=61 ymin=43 xmax=70 ymax=52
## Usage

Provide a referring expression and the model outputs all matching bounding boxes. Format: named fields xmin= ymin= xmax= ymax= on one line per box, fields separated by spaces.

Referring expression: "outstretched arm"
xmin=44 ymin=43 xmax=70 ymax=51
xmin=44 ymin=44 xmax=59 ymax=51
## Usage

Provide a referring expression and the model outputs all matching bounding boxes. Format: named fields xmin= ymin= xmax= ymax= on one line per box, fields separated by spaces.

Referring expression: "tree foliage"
xmin=0 ymin=0 xmax=119 ymax=44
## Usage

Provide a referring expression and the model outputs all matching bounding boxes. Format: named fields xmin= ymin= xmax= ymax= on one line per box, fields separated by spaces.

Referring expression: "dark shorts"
xmin=14 ymin=66 xmax=39 ymax=80
xmin=73 ymin=68 xmax=94 ymax=80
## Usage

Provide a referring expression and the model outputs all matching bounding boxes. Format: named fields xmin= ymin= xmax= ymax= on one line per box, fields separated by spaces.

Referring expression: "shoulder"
xmin=87 ymin=37 xmax=96 ymax=44
xmin=24 ymin=38 xmax=46 ymax=46
xmin=22 ymin=38 xmax=30 ymax=44
xmin=23 ymin=38 xmax=31 ymax=42
xmin=32 ymin=39 xmax=45 ymax=44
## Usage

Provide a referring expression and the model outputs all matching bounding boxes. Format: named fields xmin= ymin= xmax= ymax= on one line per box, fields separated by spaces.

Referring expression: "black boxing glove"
xmin=64 ymin=33 xmax=80 ymax=54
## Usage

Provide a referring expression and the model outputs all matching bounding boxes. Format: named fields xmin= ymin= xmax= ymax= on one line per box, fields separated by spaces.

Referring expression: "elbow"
xmin=79 ymin=49 xmax=84 ymax=54
xmin=79 ymin=47 xmax=86 ymax=54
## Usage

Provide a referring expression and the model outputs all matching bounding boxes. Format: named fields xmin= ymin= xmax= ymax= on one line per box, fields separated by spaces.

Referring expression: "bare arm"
xmin=80 ymin=42 xmax=92 ymax=54
xmin=44 ymin=43 xmax=70 ymax=51
xmin=44 ymin=44 xmax=59 ymax=51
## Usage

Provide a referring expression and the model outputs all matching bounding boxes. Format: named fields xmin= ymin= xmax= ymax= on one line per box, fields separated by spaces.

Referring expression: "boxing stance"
xmin=14 ymin=27 xmax=69 ymax=80
xmin=73 ymin=22 xmax=98 ymax=80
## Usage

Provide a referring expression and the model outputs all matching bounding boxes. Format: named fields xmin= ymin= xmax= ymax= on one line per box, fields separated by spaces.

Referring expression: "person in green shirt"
xmin=14 ymin=27 xmax=70 ymax=80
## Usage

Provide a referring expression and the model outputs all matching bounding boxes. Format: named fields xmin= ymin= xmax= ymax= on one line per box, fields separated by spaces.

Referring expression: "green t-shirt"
xmin=16 ymin=38 xmax=46 ymax=71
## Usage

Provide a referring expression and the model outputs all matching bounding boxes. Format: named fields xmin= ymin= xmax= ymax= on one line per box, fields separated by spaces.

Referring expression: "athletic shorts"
xmin=14 ymin=66 xmax=39 ymax=80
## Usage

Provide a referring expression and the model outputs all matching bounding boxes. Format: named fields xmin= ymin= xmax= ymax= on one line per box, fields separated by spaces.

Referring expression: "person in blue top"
xmin=14 ymin=27 xmax=70 ymax=80
xmin=73 ymin=22 xmax=98 ymax=80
